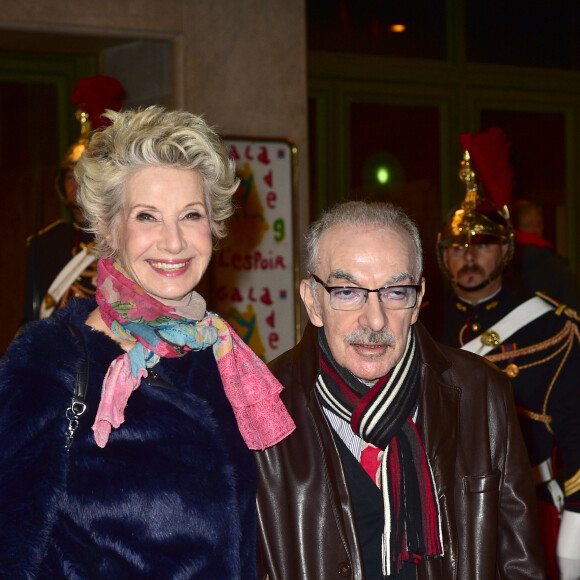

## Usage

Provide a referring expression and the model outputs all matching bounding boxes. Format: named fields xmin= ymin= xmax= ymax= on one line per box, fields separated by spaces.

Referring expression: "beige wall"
xmin=1 ymin=0 xmax=308 ymax=223
xmin=1 ymin=0 xmax=310 ymax=329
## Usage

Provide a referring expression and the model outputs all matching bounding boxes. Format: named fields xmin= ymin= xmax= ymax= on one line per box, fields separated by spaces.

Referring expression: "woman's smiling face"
xmin=111 ymin=165 xmax=213 ymax=304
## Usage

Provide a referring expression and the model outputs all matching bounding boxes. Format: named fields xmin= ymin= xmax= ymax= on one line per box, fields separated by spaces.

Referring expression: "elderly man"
xmin=429 ymin=129 xmax=580 ymax=580
xmin=255 ymin=200 xmax=545 ymax=580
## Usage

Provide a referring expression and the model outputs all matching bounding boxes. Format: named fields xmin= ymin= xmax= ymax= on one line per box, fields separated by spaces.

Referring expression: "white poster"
xmin=212 ymin=138 xmax=299 ymax=362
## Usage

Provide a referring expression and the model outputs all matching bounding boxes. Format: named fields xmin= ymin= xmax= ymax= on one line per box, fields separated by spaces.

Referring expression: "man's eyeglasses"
xmin=310 ymin=273 xmax=421 ymax=311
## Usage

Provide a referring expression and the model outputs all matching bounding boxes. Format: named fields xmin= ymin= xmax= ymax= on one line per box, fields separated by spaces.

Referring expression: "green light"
xmin=376 ymin=166 xmax=389 ymax=184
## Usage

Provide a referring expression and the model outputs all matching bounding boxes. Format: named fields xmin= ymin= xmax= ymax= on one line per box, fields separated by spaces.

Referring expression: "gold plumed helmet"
xmin=60 ymin=109 xmax=92 ymax=169
xmin=56 ymin=75 xmax=125 ymax=214
xmin=437 ymin=128 xmax=515 ymax=289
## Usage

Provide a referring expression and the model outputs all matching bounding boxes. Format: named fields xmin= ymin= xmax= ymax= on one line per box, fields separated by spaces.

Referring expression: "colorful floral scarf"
xmin=92 ymin=258 xmax=295 ymax=449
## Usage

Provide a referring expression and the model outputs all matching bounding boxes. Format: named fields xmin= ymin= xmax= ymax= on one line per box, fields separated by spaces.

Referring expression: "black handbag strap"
xmin=65 ymin=323 xmax=89 ymax=451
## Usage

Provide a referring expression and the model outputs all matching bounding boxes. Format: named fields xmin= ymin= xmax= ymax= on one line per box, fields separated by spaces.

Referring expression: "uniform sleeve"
xmin=550 ymin=344 xmax=580 ymax=580
xmin=548 ymin=348 xmax=580 ymax=512
xmin=0 ymin=322 xmax=76 ymax=576
xmin=494 ymin=371 xmax=548 ymax=579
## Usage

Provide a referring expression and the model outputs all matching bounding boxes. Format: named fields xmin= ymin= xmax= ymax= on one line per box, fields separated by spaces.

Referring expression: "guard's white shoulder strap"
xmin=40 ymin=246 xmax=96 ymax=319
xmin=461 ymin=295 xmax=554 ymax=356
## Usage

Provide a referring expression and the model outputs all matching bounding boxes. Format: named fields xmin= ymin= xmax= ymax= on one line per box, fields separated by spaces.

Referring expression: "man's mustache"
xmin=457 ymin=264 xmax=485 ymax=277
xmin=345 ymin=328 xmax=396 ymax=346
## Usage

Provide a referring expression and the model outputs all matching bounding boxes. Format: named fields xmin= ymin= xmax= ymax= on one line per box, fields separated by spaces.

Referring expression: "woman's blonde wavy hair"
xmin=75 ymin=105 xmax=239 ymax=258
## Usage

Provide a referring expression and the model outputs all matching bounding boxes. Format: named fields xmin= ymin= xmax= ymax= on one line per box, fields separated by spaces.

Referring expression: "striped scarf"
xmin=316 ymin=327 xmax=443 ymax=576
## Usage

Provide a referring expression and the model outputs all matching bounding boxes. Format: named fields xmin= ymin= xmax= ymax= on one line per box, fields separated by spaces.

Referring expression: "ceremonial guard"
xmin=22 ymin=75 xmax=125 ymax=323
xmin=425 ymin=127 xmax=580 ymax=580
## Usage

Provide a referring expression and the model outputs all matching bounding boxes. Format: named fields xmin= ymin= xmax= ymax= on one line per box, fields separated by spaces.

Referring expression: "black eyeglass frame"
xmin=309 ymin=273 xmax=422 ymax=310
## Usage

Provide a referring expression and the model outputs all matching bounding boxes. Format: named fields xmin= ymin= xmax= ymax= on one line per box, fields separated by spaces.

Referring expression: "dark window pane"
xmin=307 ymin=0 xmax=447 ymax=60
xmin=349 ymin=102 xmax=443 ymax=303
xmin=466 ymin=1 xmax=580 ymax=70
xmin=308 ymin=96 xmax=319 ymax=222
xmin=0 ymin=81 xmax=61 ymax=353
xmin=480 ymin=110 xmax=566 ymax=247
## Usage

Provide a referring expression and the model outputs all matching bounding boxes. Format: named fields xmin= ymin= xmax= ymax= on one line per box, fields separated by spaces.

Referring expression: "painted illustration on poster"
xmin=213 ymin=139 xmax=298 ymax=362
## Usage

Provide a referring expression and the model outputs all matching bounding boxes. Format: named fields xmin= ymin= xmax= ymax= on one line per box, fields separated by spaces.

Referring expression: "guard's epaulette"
xmin=535 ymin=291 xmax=580 ymax=322
xmin=25 ymin=219 xmax=67 ymax=247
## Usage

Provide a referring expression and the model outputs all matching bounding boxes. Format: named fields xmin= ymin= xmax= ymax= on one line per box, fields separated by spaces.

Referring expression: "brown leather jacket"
xmin=255 ymin=322 xmax=546 ymax=580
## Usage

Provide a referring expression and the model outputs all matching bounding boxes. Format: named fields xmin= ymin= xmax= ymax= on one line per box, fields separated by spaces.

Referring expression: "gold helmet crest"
xmin=56 ymin=75 xmax=125 ymax=215
xmin=437 ymin=128 xmax=515 ymax=287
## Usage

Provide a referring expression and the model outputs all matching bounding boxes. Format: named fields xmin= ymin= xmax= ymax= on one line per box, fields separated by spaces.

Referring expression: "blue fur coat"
xmin=0 ymin=298 xmax=257 ymax=579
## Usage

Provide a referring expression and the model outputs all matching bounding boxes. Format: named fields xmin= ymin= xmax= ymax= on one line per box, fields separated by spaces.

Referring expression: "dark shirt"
xmin=332 ymin=424 xmax=417 ymax=580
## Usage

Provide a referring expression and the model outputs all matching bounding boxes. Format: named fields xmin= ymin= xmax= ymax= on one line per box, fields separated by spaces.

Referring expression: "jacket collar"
xmin=414 ymin=322 xmax=460 ymax=489
xmin=293 ymin=322 xmax=322 ymax=397
xmin=294 ymin=319 xmax=460 ymax=495
xmin=413 ymin=321 xmax=451 ymax=376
